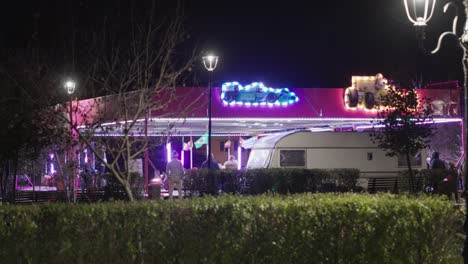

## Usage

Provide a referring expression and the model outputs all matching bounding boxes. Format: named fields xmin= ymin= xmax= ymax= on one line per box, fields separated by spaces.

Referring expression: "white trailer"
xmin=246 ymin=130 xmax=426 ymax=181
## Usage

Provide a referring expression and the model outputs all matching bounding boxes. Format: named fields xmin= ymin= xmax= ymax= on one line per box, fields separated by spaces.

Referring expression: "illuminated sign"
xmin=344 ymin=73 xmax=389 ymax=111
xmin=221 ymin=82 xmax=299 ymax=106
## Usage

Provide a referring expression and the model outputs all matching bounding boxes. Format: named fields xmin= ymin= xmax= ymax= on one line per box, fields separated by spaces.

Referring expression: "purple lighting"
xmin=49 ymin=153 xmax=56 ymax=174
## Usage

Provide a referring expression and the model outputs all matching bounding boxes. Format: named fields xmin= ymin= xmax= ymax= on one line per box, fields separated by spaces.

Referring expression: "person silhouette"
xmin=166 ymin=151 xmax=184 ymax=200
xmin=201 ymin=153 xmax=220 ymax=170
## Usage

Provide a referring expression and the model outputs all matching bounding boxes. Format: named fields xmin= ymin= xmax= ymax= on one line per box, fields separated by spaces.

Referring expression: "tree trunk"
xmin=11 ymin=152 xmax=19 ymax=204
xmin=460 ymin=8 xmax=468 ymax=262
xmin=406 ymin=152 xmax=415 ymax=193
xmin=54 ymin=151 xmax=66 ymax=192
xmin=123 ymin=181 xmax=135 ymax=202
xmin=32 ymin=161 xmax=36 ymax=202
xmin=0 ymin=162 xmax=5 ymax=201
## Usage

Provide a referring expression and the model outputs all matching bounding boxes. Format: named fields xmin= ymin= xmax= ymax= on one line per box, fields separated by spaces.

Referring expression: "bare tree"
xmin=64 ymin=3 xmax=201 ymax=201
xmin=0 ymin=2 xmax=202 ymax=202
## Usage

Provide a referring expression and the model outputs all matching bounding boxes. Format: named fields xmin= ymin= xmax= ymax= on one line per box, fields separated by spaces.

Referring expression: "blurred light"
xmin=150 ymin=177 xmax=163 ymax=186
xmin=403 ymin=0 xmax=436 ymax=26
xmin=64 ymin=80 xmax=76 ymax=94
xmin=49 ymin=153 xmax=55 ymax=174
xmin=181 ymin=149 xmax=184 ymax=167
xmin=237 ymin=145 xmax=242 ymax=170
xmin=166 ymin=142 xmax=172 ymax=162
xmin=202 ymin=55 xmax=219 ymax=71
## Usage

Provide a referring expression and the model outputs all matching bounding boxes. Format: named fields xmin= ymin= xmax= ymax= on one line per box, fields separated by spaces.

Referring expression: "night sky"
xmin=0 ymin=0 xmax=465 ymax=89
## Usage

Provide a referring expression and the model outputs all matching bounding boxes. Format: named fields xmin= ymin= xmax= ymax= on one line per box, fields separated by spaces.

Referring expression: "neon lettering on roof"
xmin=221 ymin=82 xmax=299 ymax=107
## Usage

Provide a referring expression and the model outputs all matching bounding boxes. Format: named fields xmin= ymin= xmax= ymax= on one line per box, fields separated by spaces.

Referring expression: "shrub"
xmin=184 ymin=168 xmax=360 ymax=196
xmin=0 ymin=194 xmax=461 ymax=263
xmin=397 ymin=169 xmax=457 ymax=194
xmin=103 ymin=172 xmax=145 ymax=201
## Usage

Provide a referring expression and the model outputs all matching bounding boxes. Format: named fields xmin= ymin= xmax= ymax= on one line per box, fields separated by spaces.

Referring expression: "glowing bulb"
xmin=202 ymin=54 xmax=219 ymax=71
xmin=403 ymin=0 xmax=436 ymax=26
xmin=64 ymin=80 xmax=76 ymax=94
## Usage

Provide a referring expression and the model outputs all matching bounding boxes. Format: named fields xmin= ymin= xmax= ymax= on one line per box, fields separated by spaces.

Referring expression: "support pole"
xmin=190 ymin=147 xmax=193 ymax=169
xmin=207 ymin=72 xmax=213 ymax=169
xmin=144 ymin=110 xmax=149 ymax=196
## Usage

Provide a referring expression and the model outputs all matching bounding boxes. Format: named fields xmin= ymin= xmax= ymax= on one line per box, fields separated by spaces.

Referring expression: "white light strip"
xmin=90 ymin=116 xmax=462 ymax=137
xmin=309 ymin=128 xmax=334 ymax=132
xmin=87 ymin=117 xmax=463 ymax=127
xmin=101 ymin=120 xmax=129 ymax=126
xmin=150 ymin=117 xmax=461 ymax=122
xmin=92 ymin=133 xmax=252 ymax=137
xmin=166 ymin=142 xmax=172 ymax=162
xmin=146 ymin=117 xmax=382 ymax=122
xmin=181 ymin=149 xmax=184 ymax=167
xmin=355 ymin=118 xmax=460 ymax=130
xmin=237 ymin=146 xmax=242 ymax=170
xmin=50 ymin=153 xmax=56 ymax=175
xmin=190 ymin=148 xmax=193 ymax=169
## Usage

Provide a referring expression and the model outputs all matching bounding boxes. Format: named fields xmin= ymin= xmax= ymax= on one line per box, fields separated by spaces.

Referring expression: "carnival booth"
xmin=57 ymin=74 xmax=463 ymax=195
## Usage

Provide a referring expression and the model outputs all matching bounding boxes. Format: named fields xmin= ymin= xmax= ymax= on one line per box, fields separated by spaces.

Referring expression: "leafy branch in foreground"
xmin=370 ymin=85 xmax=433 ymax=192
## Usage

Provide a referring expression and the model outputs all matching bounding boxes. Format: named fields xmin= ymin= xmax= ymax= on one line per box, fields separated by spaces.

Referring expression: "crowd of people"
xmin=200 ymin=154 xmax=239 ymax=170
xmin=164 ymin=152 xmax=240 ymax=199
xmin=429 ymin=151 xmax=463 ymax=203
xmin=163 ymin=150 xmax=464 ymax=202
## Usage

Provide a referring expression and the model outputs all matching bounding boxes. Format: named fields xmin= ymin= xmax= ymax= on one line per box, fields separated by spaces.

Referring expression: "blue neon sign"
xmin=221 ymin=82 xmax=299 ymax=106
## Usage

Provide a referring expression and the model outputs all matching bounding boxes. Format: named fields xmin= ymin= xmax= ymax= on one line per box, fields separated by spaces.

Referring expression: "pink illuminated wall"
xmin=73 ymin=83 xmax=461 ymax=123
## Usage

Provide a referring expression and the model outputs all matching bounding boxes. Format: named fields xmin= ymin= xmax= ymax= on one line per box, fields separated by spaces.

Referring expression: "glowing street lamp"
xmin=63 ymin=79 xmax=76 ymax=133
xmin=403 ymin=0 xmax=436 ymax=27
xmin=63 ymin=79 xmax=76 ymax=131
xmin=202 ymin=54 xmax=219 ymax=168
xmin=203 ymin=55 xmax=219 ymax=72
xmin=64 ymin=80 xmax=76 ymax=95
xmin=64 ymin=79 xmax=76 ymax=201
xmin=403 ymin=0 xmax=468 ymax=259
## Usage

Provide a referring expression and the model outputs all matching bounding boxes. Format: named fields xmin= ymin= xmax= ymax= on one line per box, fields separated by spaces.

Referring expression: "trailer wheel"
xmin=224 ymin=91 xmax=237 ymax=102
xmin=364 ymin=92 xmax=375 ymax=109
xmin=346 ymin=88 xmax=358 ymax=108
xmin=266 ymin=93 xmax=277 ymax=103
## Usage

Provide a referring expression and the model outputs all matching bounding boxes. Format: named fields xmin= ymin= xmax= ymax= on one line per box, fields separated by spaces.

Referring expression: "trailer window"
xmin=280 ymin=150 xmax=306 ymax=167
xmin=247 ymin=149 xmax=271 ymax=168
xmin=397 ymin=153 xmax=422 ymax=167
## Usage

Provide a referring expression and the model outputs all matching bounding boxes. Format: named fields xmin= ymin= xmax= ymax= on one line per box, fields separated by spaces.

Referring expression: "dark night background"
xmin=0 ymin=0 xmax=464 ymax=89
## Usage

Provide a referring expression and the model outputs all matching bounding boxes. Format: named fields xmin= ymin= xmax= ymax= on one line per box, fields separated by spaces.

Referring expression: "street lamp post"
xmin=403 ymin=0 xmax=468 ymax=260
xmin=64 ymin=80 xmax=76 ymax=202
xmin=202 ymin=55 xmax=219 ymax=169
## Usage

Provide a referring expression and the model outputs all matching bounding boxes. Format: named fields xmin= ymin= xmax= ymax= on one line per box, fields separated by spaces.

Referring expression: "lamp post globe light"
xmin=64 ymin=79 xmax=76 ymax=136
xmin=202 ymin=54 xmax=219 ymax=169
xmin=64 ymin=80 xmax=76 ymax=95
xmin=403 ymin=0 xmax=468 ymax=259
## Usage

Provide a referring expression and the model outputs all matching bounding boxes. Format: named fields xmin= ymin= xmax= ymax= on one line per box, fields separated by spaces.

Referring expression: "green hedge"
xmin=0 ymin=194 xmax=462 ymax=263
xmin=184 ymin=168 xmax=360 ymax=196
xmin=397 ymin=169 xmax=456 ymax=193
xmin=395 ymin=169 xmax=430 ymax=193
xmin=102 ymin=173 xmax=145 ymax=200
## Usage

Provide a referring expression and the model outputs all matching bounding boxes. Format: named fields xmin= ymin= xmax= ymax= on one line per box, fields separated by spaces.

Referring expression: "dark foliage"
xmin=370 ymin=86 xmax=433 ymax=192
xmin=183 ymin=168 xmax=360 ymax=196
xmin=102 ymin=173 xmax=145 ymax=201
